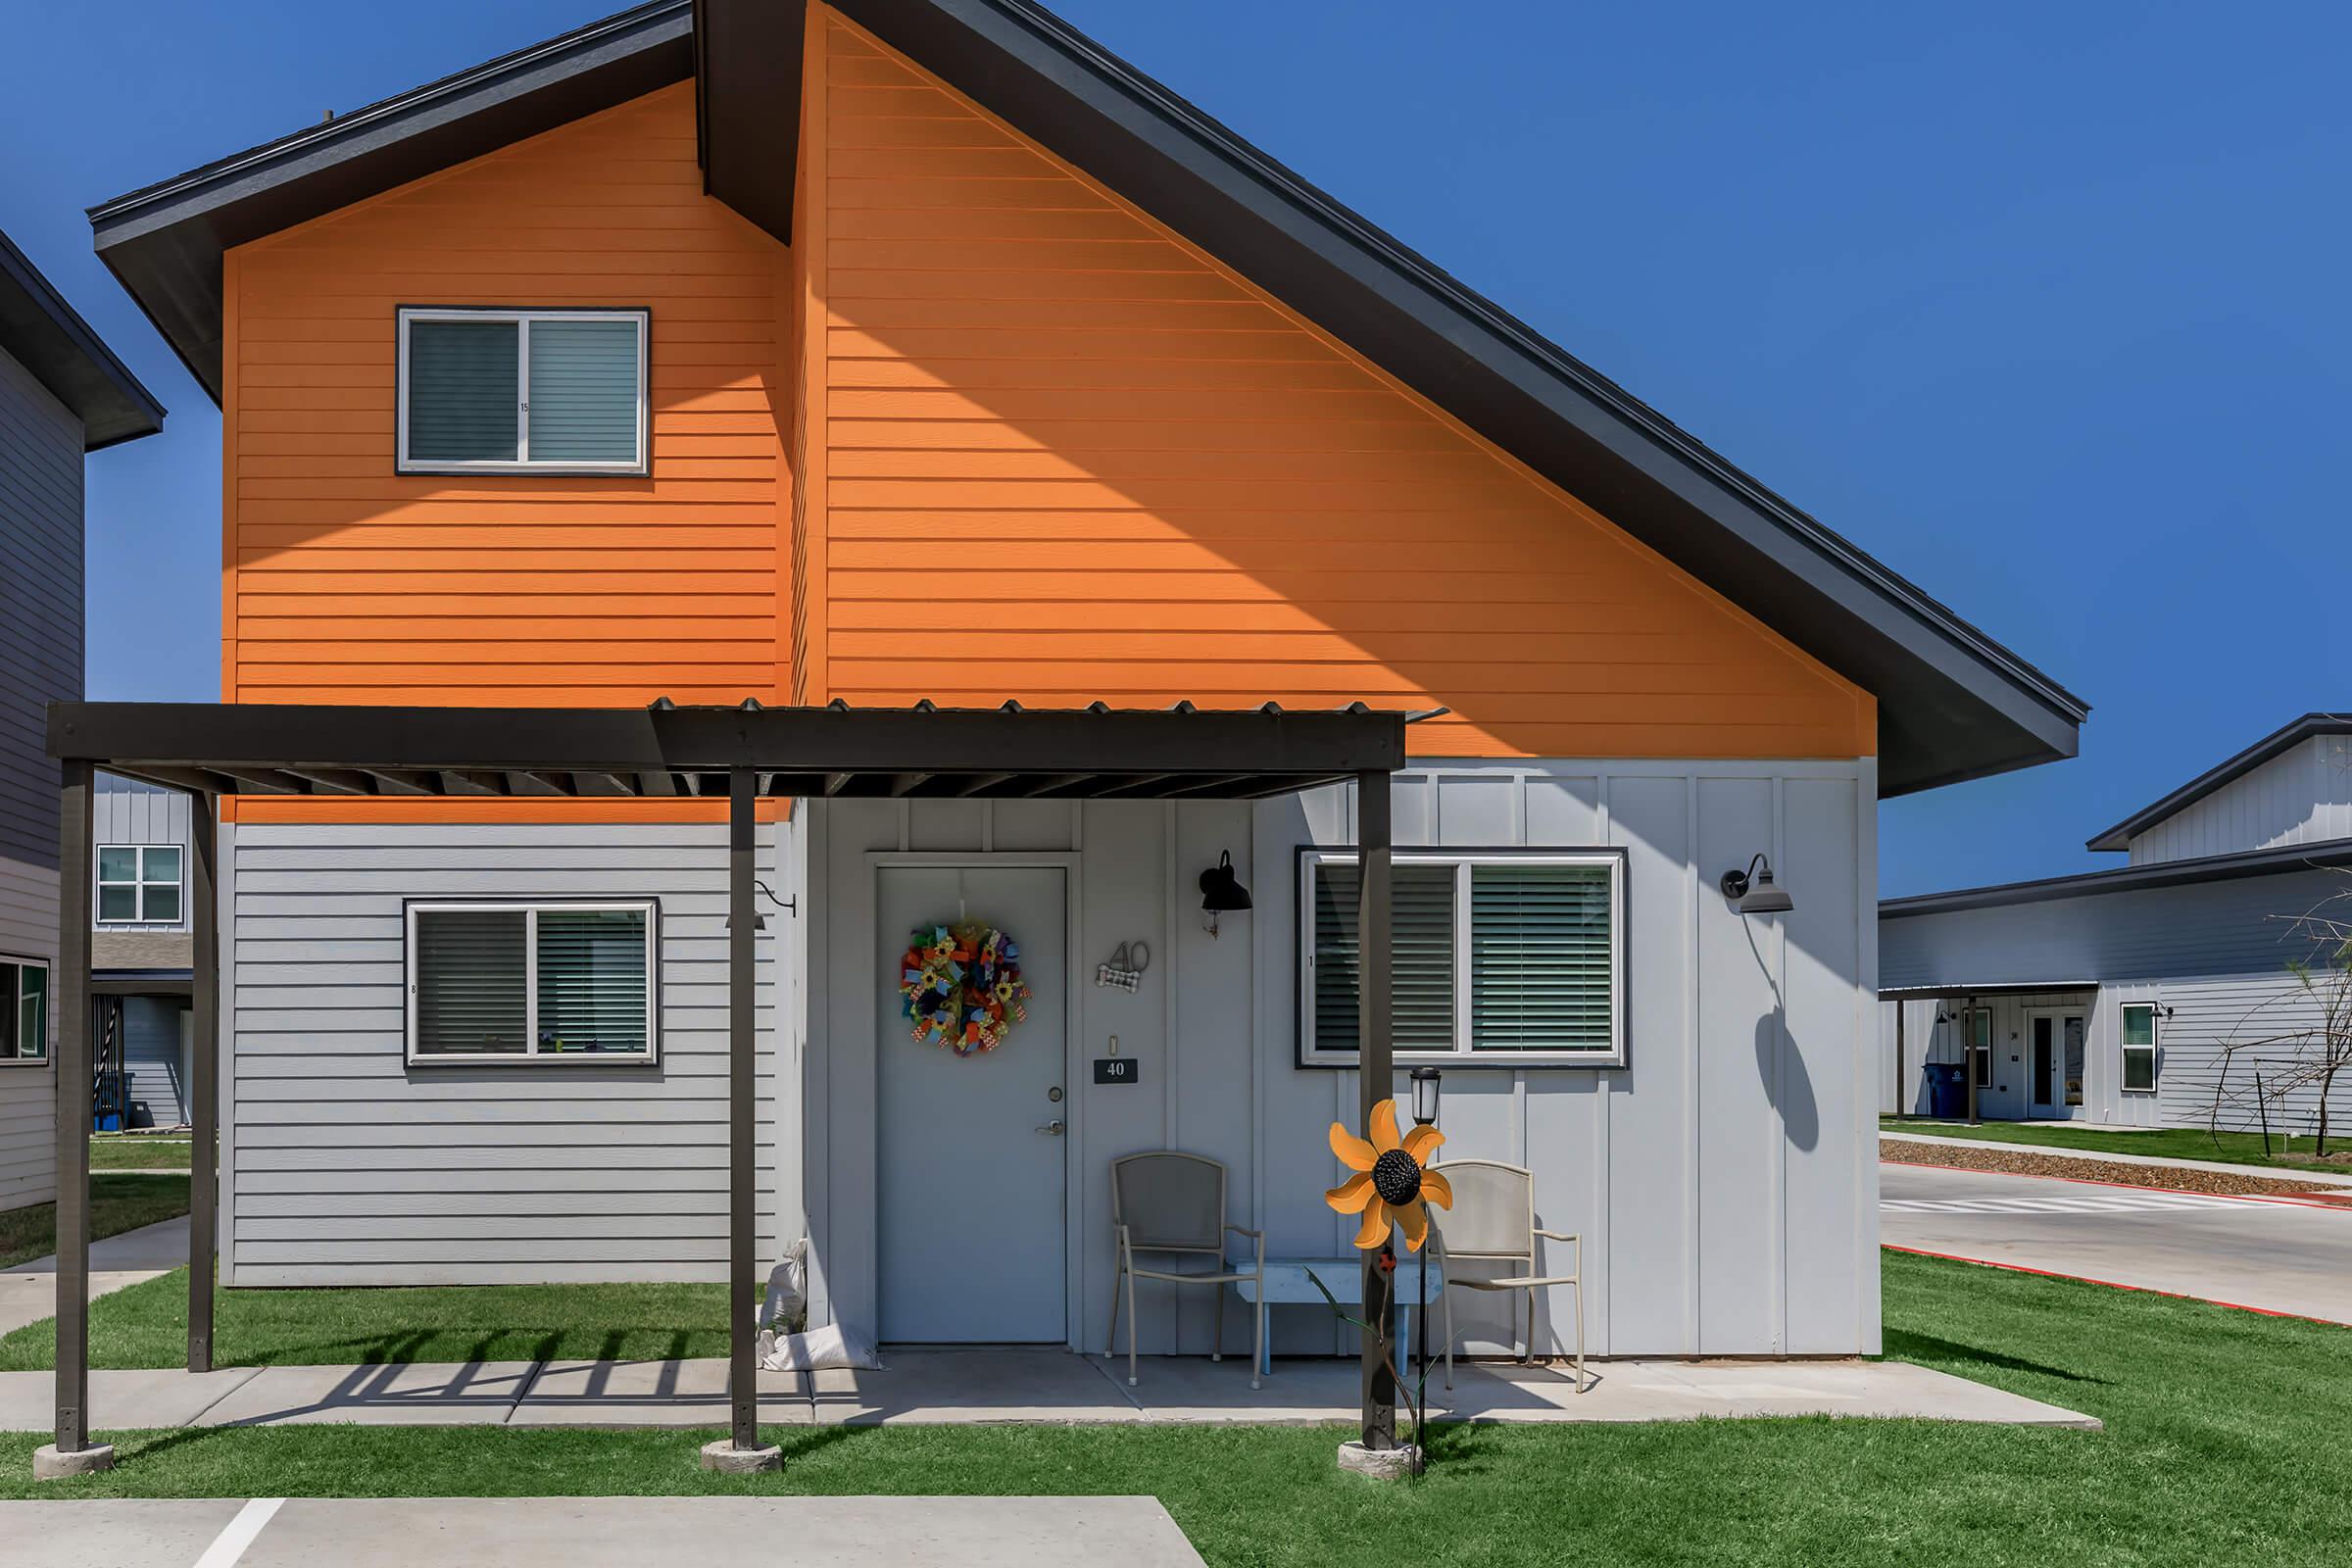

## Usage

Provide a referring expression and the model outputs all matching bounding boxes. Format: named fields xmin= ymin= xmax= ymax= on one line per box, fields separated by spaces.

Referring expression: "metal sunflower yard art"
xmin=1317 ymin=1097 xmax=1453 ymax=1471
xmin=1325 ymin=1099 xmax=1452 ymax=1250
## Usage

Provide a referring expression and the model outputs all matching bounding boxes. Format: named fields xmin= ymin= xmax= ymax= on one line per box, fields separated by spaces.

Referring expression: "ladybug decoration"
xmin=899 ymin=919 xmax=1030 ymax=1055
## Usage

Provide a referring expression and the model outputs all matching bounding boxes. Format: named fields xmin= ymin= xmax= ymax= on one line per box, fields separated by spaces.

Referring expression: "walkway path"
xmin=1882 ymin=1129 xmax=2352 ymax=1187
xmin=1882 ymin=1161 xmax=2352 ymax=1322
xmin=0 ymin=1495 xmax=1206 ymax=1568
xmin=0 ymin=1346 xmax=2096 ymax=1433
xmin=0 ymin=1215 xmax=187 ymax=1338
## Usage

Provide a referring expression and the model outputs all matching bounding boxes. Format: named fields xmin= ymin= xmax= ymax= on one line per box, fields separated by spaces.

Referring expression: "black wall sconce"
xmin=1719 ymin=853 xmax=1794 ymax=915
xmin=1200 ymin=851 xmax=1251 ymax=938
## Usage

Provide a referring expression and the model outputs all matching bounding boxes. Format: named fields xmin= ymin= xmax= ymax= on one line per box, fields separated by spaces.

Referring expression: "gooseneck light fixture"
xmin=1719 ymin=854 xmax=1794 ymax=916
xmin=1199 ymin=851 xmax=1252 ymax=938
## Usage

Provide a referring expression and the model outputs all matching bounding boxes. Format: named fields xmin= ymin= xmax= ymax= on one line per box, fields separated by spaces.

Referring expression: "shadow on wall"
xmin=1744 ymin=916 xmax=1819 ymax=1152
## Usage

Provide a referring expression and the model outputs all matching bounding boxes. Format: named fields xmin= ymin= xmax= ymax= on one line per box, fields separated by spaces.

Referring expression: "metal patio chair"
xmin=1104 ymin=1151 xmax=1266 ymax=1389
xmin=1433 ymin=1158 xmax=1586 ymax=1393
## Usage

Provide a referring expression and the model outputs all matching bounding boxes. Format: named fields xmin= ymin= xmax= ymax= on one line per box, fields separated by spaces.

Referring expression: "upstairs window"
xmin=0 ymin=957 xmax=47 ymax=1064
xmin=1300 ymin=850 xmax=1626 ymax=1066
xmin=407 ymin=901 xmax=659 ymax=1065
xmin=97 ymin=845 xmax=182 ymax=923
xmin=397 ymin=308 xmax=648 ymax=475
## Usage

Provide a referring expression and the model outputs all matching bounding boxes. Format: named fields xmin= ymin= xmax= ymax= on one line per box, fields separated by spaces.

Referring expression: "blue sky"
xmin=4 ymin=1 xmax=2341 ymax=896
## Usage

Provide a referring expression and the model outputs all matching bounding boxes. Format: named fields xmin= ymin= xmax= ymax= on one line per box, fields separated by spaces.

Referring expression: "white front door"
xmin=876 ymin=864 xmax=1067 ymax=1343
xmin=2028 ymin=1008 xmax=2086 ymax=1118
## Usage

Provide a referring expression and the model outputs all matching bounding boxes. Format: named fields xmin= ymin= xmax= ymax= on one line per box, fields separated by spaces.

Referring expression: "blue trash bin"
xmin=1924 ymin=1063 xmax=1966 ymax=1120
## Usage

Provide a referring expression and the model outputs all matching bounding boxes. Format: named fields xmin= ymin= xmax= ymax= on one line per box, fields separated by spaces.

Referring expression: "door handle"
xmin=1035 ymin=1119 xmax=1065 ymax=1136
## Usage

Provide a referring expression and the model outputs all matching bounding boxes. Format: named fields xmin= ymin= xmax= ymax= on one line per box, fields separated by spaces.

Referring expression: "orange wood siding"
xmin=809 ymin=13 xmax=1871 ymax=761
xmin=225 ymin=83 xmax=788 ymax=713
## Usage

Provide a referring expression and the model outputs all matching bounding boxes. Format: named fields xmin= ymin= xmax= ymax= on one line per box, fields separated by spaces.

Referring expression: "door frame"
xmin=2025 ymin=1005 xmax=2087 ymax=1119
xmin=862 ymin=851 xmax=1085 ymax=1345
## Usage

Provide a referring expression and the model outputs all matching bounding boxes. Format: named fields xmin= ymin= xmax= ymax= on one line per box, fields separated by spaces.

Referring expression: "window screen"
xmin=409 ymin=902 xmax=656 ymax=1063
xmin=399 ymin=310 xmax=646 ymax=472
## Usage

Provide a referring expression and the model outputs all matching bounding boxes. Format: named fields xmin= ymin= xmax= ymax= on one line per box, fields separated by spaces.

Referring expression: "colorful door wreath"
xmin=899 ymin=918 xmax=1031 ymax=1055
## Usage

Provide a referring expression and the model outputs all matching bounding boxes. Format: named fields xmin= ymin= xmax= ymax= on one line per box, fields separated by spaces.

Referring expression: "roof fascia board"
xmin=1882 ymin=835 xmax=2352 ymax=918
xmin=0 ymin=228 xmax=164 ymax=448
xmin=2082 ymin=713 xmax=2352 ymax=851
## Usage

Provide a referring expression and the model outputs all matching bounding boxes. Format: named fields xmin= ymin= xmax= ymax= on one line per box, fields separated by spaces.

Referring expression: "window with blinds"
xmin=397 ymin=308 xmax=647 ymax=474
xmin=1300 ymin=851 xmax=1625 ymax=1065
xmin=408 ymin=902 xmax=658 ymax=1063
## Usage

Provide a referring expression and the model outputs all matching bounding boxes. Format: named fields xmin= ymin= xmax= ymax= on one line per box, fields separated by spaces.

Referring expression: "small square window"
xmin=397 ymin=308 xmax=648 ymax=475
xmin=97 ymin=845 xmax=183 ymax=924
xmin=0 ymin=958 xmax=48 ymax=1064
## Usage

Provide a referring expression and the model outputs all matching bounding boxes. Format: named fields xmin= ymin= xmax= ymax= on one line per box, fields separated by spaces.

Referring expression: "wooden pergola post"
xmin=187 ymin=791 xmax=219 ymax=1372
xmin=1356 ymin=767 xmax=1396 ymax=1450
xmin=37 ymin=761 xmax=105 ymax=1477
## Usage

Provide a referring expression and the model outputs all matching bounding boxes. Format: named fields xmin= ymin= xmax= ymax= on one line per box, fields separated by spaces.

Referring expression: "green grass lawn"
xmin=1882 ymin=1115 xmax=2352 ymax=1174
xmin=2 ymin=1251 xmax=2347 ymax=1566
xmin=0 ymin=1175 xmax=191 ymax=1270
xmin=0 ymin=1269 xmax=729 ymax=1370
xmin=88 ymin=1135 xmax=200 ymax=1172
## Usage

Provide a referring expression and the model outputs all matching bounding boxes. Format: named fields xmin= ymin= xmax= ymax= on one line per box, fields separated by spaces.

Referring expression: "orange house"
xmin=89 ymin=0 xmax=2081 ymax=1361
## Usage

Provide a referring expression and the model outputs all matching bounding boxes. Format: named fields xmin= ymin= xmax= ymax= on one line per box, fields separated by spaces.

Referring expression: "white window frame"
xmin=96 ymin=844 xmax=184 ymax=925
xmin=0 ymin=954 xmax=50 ymax=1067
xmin=1968 ymin=1007 xmax=1993 ymax=1088
xmin=395 ymin=307 xmax=650 ymax=476
xmin=404 ymin=899 xmax=660 ymax=1066
xmin=1298 ymin=848 xmax=1628 ymax=1068
xmin=2120 ymin=1002 xmax=2160 ymax=1095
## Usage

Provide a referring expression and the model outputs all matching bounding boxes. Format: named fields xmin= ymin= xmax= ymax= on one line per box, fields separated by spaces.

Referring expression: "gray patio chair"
xmin=1104 ymin=1151 xmax=1266 ymax=1389
xmin=1432 ymin=1158 xmax=1585 ymax=1393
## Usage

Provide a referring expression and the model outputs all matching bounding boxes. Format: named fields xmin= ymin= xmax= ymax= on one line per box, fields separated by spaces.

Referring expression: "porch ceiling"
xmin=47 ymin=699 xmax=1407 ymax=802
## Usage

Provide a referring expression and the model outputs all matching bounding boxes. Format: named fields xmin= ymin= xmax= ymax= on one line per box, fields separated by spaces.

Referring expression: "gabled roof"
xmin=83 ymin=0 xmax=2088 ymax=797
xmin=2084 ymin=712 xmax=2352 ymax=852
xmin=0 ymin=226 xmax=162 ymax=449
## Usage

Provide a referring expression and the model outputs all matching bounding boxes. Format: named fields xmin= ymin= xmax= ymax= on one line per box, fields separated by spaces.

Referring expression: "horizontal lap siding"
xmin=223 ymin=822 xmax=785 ymax=1286
xmin=809 ymin=17 xmax=1868 ymax=760
xmin=227 ymin=83 xmax=790 ymax=715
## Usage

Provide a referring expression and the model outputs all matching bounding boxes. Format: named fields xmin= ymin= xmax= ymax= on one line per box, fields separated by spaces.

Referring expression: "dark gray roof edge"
xmin=897 ymin=0 xmax=2087 ymax=739
xmin=1882 ymin=836 xmax=2352 ymax=918
xmin=0 ymin=227 xmax=164 ymax=449
xmin=87 ymin=0 xmax=691 ymax=237
xmin=1878 ymin=981 xmax=2099 ymax=999
xmin=2082 ymin=713 xmax=2352 ymax=852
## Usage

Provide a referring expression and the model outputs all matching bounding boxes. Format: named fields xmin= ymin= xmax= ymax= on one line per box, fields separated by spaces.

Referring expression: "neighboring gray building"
xmin=1883 ymin=715 xmax=2352 ymax=1135
xmin=0 ymin=226 xmax=164 ymax=1210
xmin=92 ymin=774 xmax=195 ymax=1129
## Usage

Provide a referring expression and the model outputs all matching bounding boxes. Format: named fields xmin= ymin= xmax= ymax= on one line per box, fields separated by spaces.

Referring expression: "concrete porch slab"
xmin=193 ymin=1360 xmax=540 ymax=1427
xmin=1447 ymin=1357 xmax=2101 ymax=1428
xmin=0 ymin=1366 xmax=263 ymax=1433
xmin=812 ymin=1348 xmax=1144 ymax=1424
xmin=1099 ymin=1352 xmax=1406 ymax=1424
xmin=510 ymin=1357 xmax=812 ymax=1428
xmin=0 ymin=1498 xmax=252 ymax=1566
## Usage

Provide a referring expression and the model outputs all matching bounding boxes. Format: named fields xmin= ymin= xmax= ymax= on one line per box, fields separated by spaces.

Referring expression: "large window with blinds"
xmin=1298 ymin=850 xmax=1626 ymax=1066
xmin=396 ymin=308 xmax=649 ymax=475
xmin=405 ymin=900 xmax=658 ymax=1064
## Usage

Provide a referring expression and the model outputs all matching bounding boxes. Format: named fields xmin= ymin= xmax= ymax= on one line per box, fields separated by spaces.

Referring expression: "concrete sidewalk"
xmin=0 ymin=1495 xmax=1207 ymax=1568
xmin=1882 ymin=1129 xmax=2352 ymax=1187
xmin=0 ymin=1216 xmax=188 ymax=1338
xmin=0 ymin=1348 xmax=2098 ymax=1433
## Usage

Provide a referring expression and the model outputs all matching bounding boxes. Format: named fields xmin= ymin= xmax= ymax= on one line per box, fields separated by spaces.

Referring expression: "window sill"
xmin=1299 ymin=1051 xmax=1626 ymax=1070
xmin=0 ymin=1058 xmax=52 ymax=1069
xmin=408 ymin=1053 xmax=658 ymax=1067
xmin=395 ymin=463 xmax=649 ymax=479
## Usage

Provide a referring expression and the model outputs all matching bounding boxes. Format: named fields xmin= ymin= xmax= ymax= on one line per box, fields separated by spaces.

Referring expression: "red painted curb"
xmin=1878 ymin=1155 xmax=2350 ymax=1211
xmin=1882 ymin=1245 xmax=2347 ymax=1327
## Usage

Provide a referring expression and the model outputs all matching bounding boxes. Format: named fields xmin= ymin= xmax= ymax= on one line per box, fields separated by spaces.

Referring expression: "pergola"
xmin=41 ymin=698 xmax=1409 ymax=1472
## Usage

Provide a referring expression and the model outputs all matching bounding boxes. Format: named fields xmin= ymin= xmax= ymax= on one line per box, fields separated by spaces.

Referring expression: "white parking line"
xmin=192 ymin=1497 xmax=282 ymax=1568
xmin=1883 ymin=1192 xmax=2254 ymax=1215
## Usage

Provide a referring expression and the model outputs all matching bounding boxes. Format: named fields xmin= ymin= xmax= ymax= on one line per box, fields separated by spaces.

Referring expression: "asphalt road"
xmin=1882 ymin=1161 xmax=2352 ymax=1324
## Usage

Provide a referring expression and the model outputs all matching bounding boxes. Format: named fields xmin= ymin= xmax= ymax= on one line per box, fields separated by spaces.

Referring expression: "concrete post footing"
xmin=32 ymin=1443 xmax=116 ymax=1481
xmin=699 ymin=1440 xmax=783 ymax=1474
xmin=1337 ymin=1441 xmax=1424 ymax=1479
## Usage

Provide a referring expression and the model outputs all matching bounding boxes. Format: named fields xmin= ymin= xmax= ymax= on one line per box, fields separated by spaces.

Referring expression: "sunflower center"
xmin=1372 ymin=1149 xmax=1422 ymax=1205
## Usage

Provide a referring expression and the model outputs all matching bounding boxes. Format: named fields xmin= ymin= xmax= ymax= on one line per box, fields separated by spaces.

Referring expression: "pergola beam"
xmin=46 ymin=763 xmax=97 ymax=1469
xmin=1356 ymin=768 xmax=1396 ymax=1453
xmin=188 ymin=793 xmax=219 ymax=1373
